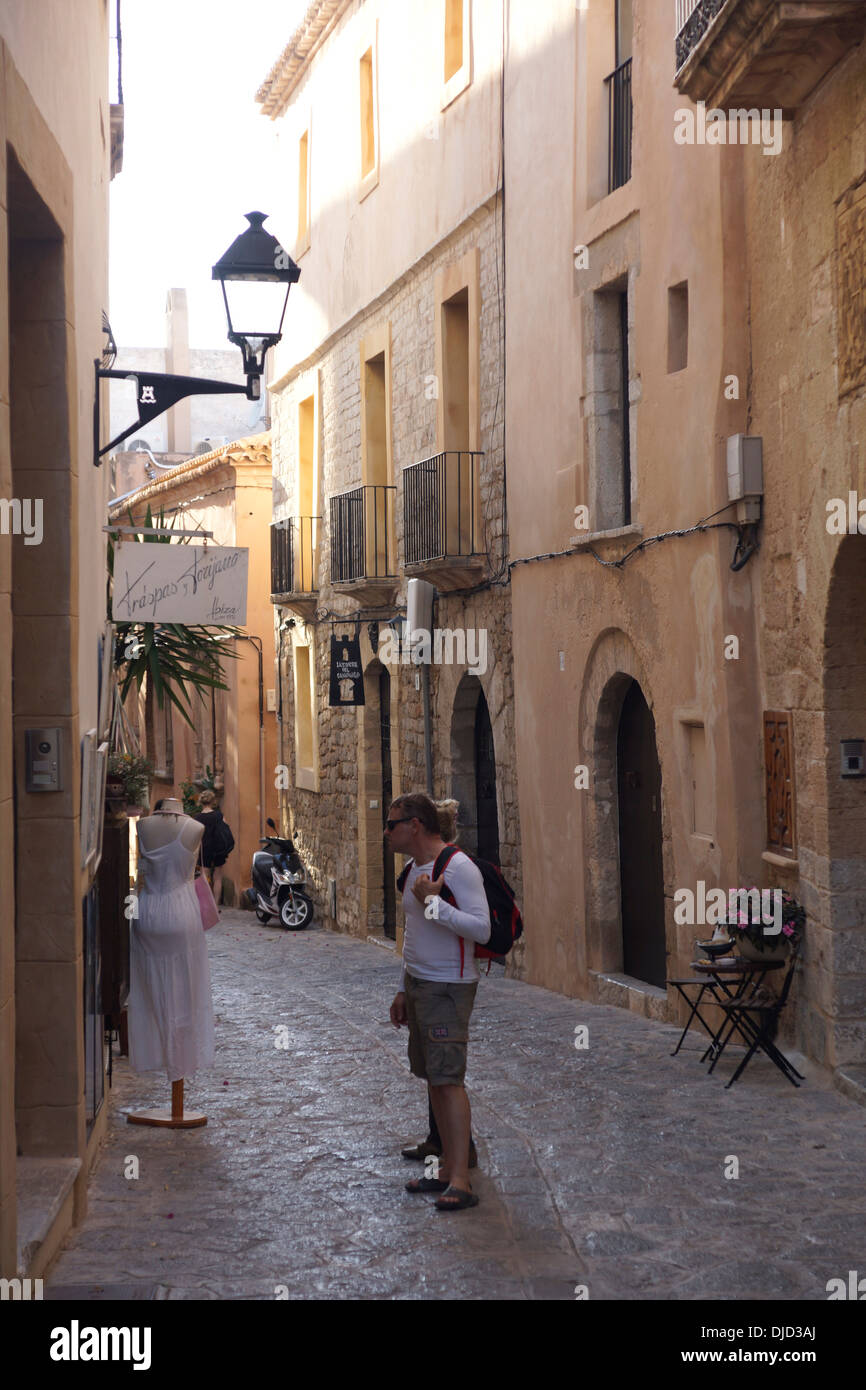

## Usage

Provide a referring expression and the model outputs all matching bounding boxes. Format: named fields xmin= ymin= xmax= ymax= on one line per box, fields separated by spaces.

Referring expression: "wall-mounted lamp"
xmin=211 ymin=212 xmax=300 ymax=399
xmin=94 ymin=211 xmax=300 ymax=465
xmin=840 ymin=738 xmax=865 ymax=778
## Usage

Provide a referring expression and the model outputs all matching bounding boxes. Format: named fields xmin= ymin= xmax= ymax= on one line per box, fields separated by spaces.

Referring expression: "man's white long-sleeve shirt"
xmin=398 ymin=851 xmax=491 ymax=987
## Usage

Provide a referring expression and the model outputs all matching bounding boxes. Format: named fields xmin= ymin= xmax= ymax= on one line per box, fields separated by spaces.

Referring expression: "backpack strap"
xmin=395 ymin=859 xmax=414 ymax=894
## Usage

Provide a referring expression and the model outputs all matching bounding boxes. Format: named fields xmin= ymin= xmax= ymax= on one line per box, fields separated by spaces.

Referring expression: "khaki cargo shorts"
xmin=404 ymin=972 xmax=478 ymax=1087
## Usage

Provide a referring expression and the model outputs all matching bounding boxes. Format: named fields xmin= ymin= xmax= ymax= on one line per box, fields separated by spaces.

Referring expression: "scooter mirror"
xmin=266 ymin=818 xmax=277 ymax=830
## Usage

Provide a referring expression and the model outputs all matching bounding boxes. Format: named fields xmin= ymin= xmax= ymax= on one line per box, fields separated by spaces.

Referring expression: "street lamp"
xmin=94 ymin=211 xmax=300 ymax=465
xmin=211 ymin=212 xmax=300 ymax=399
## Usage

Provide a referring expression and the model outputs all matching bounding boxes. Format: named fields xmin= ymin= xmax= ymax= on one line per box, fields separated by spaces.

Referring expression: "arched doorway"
xmin=820 ymin=536 xmax=866 ymax=1068
xmin=379 ymin=666 xmax=395 ymax=939
xmin=474 ymin=693 xmax=500 ymax=864
xmin=359 ymin=659 xmax=395 ymax=939
xmin=451 ymin=676 xmax=500 ymax=860
xmin=617 ymin=679 xmax=666 ymax=986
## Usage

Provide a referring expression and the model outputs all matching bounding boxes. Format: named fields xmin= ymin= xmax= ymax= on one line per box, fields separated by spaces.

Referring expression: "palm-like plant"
xmin=107 ymin=505 xmax=241 ymax=728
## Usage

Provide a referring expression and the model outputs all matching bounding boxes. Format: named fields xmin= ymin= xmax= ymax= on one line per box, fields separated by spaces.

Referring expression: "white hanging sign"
xmin=111 ymin=542 xmax=249 ymax=625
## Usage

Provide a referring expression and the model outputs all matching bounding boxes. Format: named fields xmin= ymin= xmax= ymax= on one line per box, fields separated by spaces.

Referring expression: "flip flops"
xmin=405 ymin=1176 xmax=449 ymax=1194
xmin=435 ymin=1185 xmax=479 ymax=1212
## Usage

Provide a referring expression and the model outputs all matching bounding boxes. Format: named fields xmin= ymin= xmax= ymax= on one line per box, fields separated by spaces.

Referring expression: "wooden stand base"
xmin=127 ymin=1078 xmax=207 ymax=1129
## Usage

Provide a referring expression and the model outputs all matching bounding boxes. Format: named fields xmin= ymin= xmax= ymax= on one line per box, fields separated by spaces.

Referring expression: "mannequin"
xmin=128 ymin=797 xmax=214 ymax=1128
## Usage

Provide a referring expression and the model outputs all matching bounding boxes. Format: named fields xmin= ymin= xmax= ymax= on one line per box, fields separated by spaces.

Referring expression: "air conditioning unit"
xmin=193 ymin=436 xmax=228 ymax=456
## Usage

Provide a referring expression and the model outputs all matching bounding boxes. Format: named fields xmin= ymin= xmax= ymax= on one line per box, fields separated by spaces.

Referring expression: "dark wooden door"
xmin=617 ymin=680 xmax=666 ymax=986
xmin=474 ymin=692 xmax=500 ymax=865
xmin=380 ymin=668 xmax=396 ymax=939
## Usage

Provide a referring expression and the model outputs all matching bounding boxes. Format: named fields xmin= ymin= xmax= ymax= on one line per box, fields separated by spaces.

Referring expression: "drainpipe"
xmin=421 ymin=662 xmax=433 ymax=795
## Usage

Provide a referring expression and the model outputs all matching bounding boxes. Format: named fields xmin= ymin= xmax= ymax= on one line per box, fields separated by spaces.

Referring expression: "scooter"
xmin=245 ymin=818 xmax=314 ymax=930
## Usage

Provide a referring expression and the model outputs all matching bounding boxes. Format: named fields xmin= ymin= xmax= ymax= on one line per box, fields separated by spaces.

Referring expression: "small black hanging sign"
xmin=329 ymin=625 xmax=365 ymax=706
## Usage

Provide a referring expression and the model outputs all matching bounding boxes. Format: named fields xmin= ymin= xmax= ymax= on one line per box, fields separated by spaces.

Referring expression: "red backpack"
xmin=397 ymin=844 xmax=524 ymax=973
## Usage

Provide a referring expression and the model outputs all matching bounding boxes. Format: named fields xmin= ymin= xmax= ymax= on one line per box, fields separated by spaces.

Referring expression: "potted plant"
xmin=729 ymin=888 xmax=805 ymax=962
xmin=107 ymin=752 xmax=153 ymax=815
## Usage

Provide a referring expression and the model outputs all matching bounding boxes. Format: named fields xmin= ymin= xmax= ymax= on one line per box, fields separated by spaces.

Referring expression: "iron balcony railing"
xmin=676 ymin=0 xmax=701 ymax=33
xmin=270 ymin=517 xmax=320 ymax=596
xmin=329 ymin=483 xmax=396 ymax=583
xmin=675 ymin=0 xmax=724 ymax=71
xmin=605 ymin=56 xmax=633 ymax=194
xmin=403 ymin=451 xmax=483 ymax=566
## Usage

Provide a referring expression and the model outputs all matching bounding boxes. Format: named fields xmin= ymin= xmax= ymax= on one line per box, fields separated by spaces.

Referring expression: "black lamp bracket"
xmin=94 ymin=363 xmax=258 ymax=467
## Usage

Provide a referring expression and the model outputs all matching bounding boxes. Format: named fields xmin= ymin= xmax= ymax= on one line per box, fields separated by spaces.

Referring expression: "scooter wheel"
xmin=255 ymin=907 xmax=271 ymax=923
xmin=279 ymin=893 xmax=312 ymax=930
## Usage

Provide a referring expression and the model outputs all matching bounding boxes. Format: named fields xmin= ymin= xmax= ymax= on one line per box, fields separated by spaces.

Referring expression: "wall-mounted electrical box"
xmin=266 ymin=688 xmax=277 ymax=712
xmin=25 ymin=727 xmax=63 ymax=791
xmin=726 ymin=435 xmax=763 ymax=523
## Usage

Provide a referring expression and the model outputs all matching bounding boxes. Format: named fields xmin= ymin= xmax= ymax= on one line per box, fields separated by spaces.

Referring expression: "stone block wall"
xmin=270 ymin=195 xmax=523 ymax=969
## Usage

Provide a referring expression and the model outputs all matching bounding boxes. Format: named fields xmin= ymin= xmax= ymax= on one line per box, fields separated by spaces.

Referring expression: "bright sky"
xmin=110 ymin=0 xmax=307 ymax=350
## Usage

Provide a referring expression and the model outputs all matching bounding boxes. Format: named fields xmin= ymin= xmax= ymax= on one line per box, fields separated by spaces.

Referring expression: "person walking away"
xmin=386 ymin=793 xmax=490 ymax=1211
xmin=194 ymin=789 xmax=235 ymax=908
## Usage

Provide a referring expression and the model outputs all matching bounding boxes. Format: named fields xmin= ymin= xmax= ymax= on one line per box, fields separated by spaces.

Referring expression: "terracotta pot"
xmin=735 ymin=934 xmax=788 ymax=964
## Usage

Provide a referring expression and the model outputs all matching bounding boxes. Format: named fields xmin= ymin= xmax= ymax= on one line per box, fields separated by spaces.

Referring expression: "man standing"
xmin=386 ymin=793 xmax=490 ymax=1211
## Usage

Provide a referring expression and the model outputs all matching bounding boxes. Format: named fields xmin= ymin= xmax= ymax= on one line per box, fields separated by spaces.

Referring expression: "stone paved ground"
xmin=47 ymin=910 xmax=866 ymax=1301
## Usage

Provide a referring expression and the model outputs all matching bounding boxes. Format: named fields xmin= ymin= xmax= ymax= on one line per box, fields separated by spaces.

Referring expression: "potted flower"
xmin=729 ymin=888 xmax=805 ymax=962
xmin=107 ymin=752 xmax=153 ymax=815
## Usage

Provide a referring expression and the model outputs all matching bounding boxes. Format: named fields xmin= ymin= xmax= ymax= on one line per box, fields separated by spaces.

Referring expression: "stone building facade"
xmin=505 ymin=0 xmax=866 ymax=1094
xmin=258 ymin=0 xmax=521 ymax=965
xmin=0 ymin=0 xmax=114 ymax=1277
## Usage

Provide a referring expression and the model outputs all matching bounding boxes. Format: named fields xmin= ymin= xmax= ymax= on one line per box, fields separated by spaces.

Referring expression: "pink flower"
xmin=782 ymin=924 xmax=794 ymax=937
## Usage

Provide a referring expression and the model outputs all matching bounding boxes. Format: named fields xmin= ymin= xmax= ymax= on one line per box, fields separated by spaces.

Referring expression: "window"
xmin=359 ymin=44 xmax=378 ymax=192
xmin=434 ymin=249 xmax=482 ymax=554
xmin=361 ymin=325 xmax=393 ymax=577
xmin=686 ymin=723 xmax=712 ymax=836
xmin=442 ymin=0 xmax=472 ymax=109
xmin=606 ymin=0 xmax=633 ymax=192
xmin=297 ymin=128 xmax=310 ymax=254
xmin=764 ymin=711 xmax=796 ymax=856
xmin=297 ymin=393 xmax=317 ymax=590
xmin=668 ymin=282 xmax=689 ymax=373
xmin=585 ymin=281 xmax=632 ymax=531
xmin=293 ymin=636 xmax=319 ymax=791
xmin=444 ymin=0 xmax=463 ymax=82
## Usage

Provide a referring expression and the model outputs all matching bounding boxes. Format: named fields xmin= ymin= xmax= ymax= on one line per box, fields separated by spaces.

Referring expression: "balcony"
xmin=403 ymin=451 xmax=485 ymax=592
xmin=329 ymin=484 xmax=398 ymax=605
xmin=605 ymin=58 xmax=633 ymax=194
xmin=675 ymin=0 xmax=866 ymax=115
xmin=270 ymin=517 xmax=320 ymax=619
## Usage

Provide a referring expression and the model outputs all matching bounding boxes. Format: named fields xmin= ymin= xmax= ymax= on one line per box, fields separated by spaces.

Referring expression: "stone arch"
xmin=357 ymin=649 xmax=398 ymax=938
xmin=817 ymin=536 xmax=866 ymax=1069
xmin=579 ymin=629 xmax=671 ymax=1002
xmin=448 ymin=673 xmax=501 ymax=859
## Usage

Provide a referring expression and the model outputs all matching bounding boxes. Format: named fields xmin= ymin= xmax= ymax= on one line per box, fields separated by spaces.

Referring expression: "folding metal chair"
xmin=711 ymin=936 xmax=805 ymax=1089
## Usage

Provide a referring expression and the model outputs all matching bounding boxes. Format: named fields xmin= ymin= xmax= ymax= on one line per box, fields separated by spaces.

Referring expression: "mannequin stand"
xmin=127 ymin=1079 xmax=207 ymax=1128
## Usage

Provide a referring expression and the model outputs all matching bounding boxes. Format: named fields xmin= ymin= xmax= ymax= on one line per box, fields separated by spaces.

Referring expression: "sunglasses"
xmin=385 ymin=817 xmax=414 ymax=831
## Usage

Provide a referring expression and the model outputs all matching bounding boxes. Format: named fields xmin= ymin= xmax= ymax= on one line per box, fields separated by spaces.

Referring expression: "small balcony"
xmin=675 ymin=0 xmax=866 ymax=115
xmin=270 ymin=517 xmax=320 ymax=619
xmin=329 ymin=483 xmax=398 ymax=605
xmin=605 ymin=58 xmax=633 ymax=194
xmin=403 ymin=450 xmax=485 ymax=592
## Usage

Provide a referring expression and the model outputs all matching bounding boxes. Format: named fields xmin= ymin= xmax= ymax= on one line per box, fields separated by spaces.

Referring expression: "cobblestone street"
xmin=48 ymin=911 xmax=866 ymax=1301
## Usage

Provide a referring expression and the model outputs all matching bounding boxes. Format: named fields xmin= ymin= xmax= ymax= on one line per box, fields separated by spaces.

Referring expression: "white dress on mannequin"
xmin=128 ymin=819 xmax=215 ymax=1082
